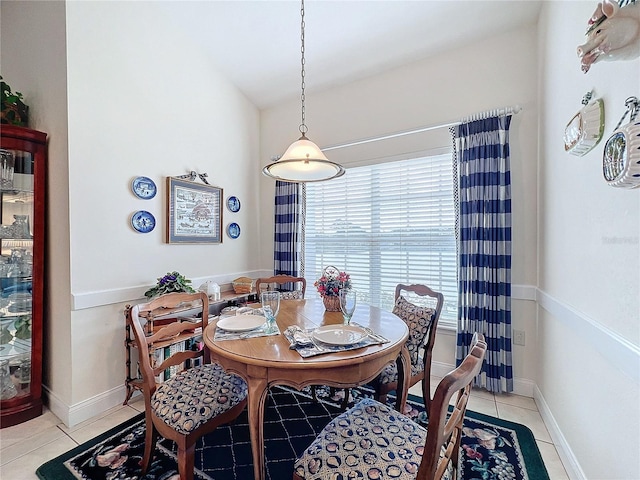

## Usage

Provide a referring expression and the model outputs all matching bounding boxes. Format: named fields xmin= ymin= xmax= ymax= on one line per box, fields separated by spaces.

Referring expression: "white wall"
xmin=260 ymin=23 xmax=541 ymax=393
xmin=59 ymin=1 xmax=262 ymax=419
xmin=2 ymin=1 xmax=264 ymax=425
xmin=537 ymin=2 xmax=640 ymax=479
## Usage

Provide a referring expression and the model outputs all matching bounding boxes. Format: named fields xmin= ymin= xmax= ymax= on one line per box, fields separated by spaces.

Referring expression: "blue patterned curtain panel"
xmin=453 ymin=116 xmax=513 ymax=393
xmin=274 ymin=181 xmax=301 ymax=282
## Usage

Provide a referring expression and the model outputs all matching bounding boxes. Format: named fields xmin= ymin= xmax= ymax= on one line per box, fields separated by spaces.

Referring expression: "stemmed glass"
xmin=261 ymin=291 xmax=281 ymax=333
xmin=339 ymin=289 xmax=357 ymax=325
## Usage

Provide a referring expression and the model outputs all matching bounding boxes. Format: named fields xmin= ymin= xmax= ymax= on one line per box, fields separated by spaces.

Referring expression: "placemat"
xmin=284 ymin=324 xmax=388 ymax=358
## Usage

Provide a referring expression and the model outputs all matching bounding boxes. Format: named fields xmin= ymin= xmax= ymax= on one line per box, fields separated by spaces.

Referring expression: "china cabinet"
xmin=0 ymin=125 xmax=46 ymax=428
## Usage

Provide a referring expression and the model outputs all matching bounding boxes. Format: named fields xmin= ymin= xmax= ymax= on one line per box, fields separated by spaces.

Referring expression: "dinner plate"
xmin=217 ymin=314 xmax=265 ymax=332
xmin=312 ymin=325 xmax=367 ymax=346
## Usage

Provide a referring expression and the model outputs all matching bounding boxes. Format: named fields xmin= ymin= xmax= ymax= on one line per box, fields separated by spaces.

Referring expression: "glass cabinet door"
xmin=0 ymin=147 xmax=34 ymax=401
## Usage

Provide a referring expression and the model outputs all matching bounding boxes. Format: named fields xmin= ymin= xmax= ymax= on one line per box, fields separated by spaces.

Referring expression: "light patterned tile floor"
xmin=1 ymin=382 xmax=569 ymax=480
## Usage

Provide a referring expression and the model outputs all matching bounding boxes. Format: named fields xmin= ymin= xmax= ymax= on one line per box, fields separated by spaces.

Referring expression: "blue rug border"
xmin=36 ymin=391 xmax=549 ymax=480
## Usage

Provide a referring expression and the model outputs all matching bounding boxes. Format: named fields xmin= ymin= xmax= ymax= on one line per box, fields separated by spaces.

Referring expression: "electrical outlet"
xmin=513 ymin=330 xmax=525 ymax=346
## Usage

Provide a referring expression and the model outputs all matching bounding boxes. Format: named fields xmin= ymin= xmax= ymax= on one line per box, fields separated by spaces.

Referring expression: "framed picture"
xmin=166 ymin=177 xmax=223 ymax=244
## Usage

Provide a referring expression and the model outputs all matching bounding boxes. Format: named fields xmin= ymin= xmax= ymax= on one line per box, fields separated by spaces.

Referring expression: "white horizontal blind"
xmin=304 ymin=153 xmax=458 ymax=325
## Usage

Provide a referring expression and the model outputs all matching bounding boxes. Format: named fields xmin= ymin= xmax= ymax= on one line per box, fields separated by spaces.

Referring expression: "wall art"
xmin=603 ymin=96 xmax=640 ymax=189
xmin=577 ymin=0 xmax=640 ymax=73
xmin=564 ymin=92 xmax=605 ymax=156
xmin=166 ymin=177 xmax=222 ymax=243
xmin=131 ymin=176 xmax=157 ymax=199
xmin=131 ymin=210 xmax=155 ymax=233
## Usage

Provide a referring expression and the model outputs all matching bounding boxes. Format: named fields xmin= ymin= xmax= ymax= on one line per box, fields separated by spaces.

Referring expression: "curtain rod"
xmin=322 ymin=104 xmax=522 ymax=152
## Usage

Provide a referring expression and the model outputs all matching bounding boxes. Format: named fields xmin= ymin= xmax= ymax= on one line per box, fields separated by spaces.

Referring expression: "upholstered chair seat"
xmin=293 ymin=397 xmax=454 ymax=480
xmin=151 ymin=362 xmax=248 ymax=435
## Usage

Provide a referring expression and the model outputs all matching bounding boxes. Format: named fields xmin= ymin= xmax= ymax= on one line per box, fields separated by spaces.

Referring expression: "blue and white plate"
xmin=131 ymin=210 xmax=156 ymax=233
xmin=227 ymin=196 xmax=241 ymax=212
xmin=227 ymin=222 xmax=241 ymax=239
xmin=131 ymin=176 xmax=157 ymax=199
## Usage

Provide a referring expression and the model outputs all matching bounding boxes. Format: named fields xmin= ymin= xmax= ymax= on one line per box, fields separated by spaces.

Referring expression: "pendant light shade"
xmin=263 ymin=135 xmax=345 ymax=182
xmin=262 ymin=0 xmax=345 ymax=183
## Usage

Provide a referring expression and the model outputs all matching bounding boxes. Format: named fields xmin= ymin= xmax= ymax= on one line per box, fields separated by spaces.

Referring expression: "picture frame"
xmin=166 ymin=177 xmax=223 ymax=244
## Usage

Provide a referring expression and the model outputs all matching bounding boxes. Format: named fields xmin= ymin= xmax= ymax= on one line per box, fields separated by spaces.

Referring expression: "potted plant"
xmin=144 ymin=271 xmax=195 ymax=299
xmin=1 ymin=76 xmax=29 ymax=127
xmin=314 ymin=266 xmax=351 ymax=311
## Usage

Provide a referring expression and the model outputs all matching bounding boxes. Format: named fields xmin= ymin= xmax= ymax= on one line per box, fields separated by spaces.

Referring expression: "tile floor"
xmin=0 ymin=378 xmax=570 ymax=480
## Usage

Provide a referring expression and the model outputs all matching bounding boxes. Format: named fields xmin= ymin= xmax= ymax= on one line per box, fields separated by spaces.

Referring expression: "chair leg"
xmin=422 ymin=376 xmax=432 ymax=420
xmin=375 ymin=391 xmax=388 ymax=405
xmin=140 ymin=421 xmax=159 ymax=474
xmin=311 ymin=385 xmax=318 ymax=401
xmin=340 ymin=388 xmax=350 ymax=409
xmin=177 ymin=441 xmax=196 ymax=480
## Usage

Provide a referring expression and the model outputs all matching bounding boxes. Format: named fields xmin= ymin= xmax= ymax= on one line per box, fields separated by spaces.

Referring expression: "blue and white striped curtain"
xmin=274 ymin=180 xmax=301 ymax=279
xmin=453 ymin=116 xmax=513 ymax=393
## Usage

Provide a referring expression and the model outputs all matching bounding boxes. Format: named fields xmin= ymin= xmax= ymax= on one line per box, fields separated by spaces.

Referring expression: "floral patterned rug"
xmin=36 ymin=385 xmax=549 ymax=480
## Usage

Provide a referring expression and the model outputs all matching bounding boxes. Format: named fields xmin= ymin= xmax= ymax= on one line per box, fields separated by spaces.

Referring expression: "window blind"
xmin=304 ymin=152 xmax=458 ymax=325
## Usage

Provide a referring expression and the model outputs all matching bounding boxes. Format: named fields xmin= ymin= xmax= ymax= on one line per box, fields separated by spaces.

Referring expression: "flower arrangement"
xmin=144 ymin=271 xmax=195 ymax=299
xmin=314 ymin=266 xmax=351 ymax=297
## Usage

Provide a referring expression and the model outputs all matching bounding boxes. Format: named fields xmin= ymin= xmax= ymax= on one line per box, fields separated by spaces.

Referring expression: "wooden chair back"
xmin=256 ymin=274 xmax=307 ymax=297
xmin=126 ymin=291 xmax=209 ymax=399
xmin=418 ymin=332 xmax=487 ymax=479
xmin=385 ymin=283 xmax=444 ymax=413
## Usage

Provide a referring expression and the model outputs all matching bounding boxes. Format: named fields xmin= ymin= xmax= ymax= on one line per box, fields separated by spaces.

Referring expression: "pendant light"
xmin=262 ymin=0 xmax=345 ymax=183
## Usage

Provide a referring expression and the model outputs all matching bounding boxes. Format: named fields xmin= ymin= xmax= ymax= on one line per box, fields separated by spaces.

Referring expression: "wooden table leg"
xmin=247 ymin=374 xmax=269 ymax=480
xmin=395 ymin=345 xmax=410 ymax=413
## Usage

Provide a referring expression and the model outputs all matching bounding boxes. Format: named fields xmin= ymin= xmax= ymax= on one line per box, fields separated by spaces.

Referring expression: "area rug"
xmin=36 ymin=385 xmax=549 ymax=480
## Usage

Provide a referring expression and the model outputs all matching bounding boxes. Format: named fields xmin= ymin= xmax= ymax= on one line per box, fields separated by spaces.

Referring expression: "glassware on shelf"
xmin=0 ymin=360 xmax=17 ymax=400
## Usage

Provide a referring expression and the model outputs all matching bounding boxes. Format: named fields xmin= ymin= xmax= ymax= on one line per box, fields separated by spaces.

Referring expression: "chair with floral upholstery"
xmin=125 ymin=291 xmax=248 ymax=480
xmin=369 ymin=283 xmax=444 ymax=414
xmin=293 ymin=333 xmax=487 ymax=480
xmin=256 ymin=274 xmax=306 ymax=299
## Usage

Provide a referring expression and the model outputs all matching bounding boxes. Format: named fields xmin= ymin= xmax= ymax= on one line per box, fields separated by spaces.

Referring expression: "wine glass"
xmin=261 ymin=291 xmax=281 ymax=333
xmin=339 ymin=289 xmax=357 ymax=325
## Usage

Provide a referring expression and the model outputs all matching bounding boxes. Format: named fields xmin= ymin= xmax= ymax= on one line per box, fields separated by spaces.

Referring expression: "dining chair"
xmin=256 ymin=274 xmax=306 ymax=299
xmin=293 ymin=333 xmax=487 ymax=480
xmin=369 ymin=283 xmax=444 ymax=415
xmin=125 ymin=291 xmax=248 ymax=480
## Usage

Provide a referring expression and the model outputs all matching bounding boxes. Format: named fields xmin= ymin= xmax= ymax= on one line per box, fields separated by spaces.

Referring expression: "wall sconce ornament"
xmin=564 ymin=91 xmax=605 ymax=156
xmin=577 ymin=0 xmax=640 ymax=73
xmin=603 ymin=96 xmax=640 ymax=189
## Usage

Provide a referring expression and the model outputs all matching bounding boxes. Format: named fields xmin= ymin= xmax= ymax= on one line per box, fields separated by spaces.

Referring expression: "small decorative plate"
xmin=131 ymin=210 xmax=156 ymax=233
xmin=227 ymin=222 xmax=241 ymax=239
xmin=131 ymin=176 xmax=157 ymax=199
xmin=227 ymin=196 xmax=241 ymax=212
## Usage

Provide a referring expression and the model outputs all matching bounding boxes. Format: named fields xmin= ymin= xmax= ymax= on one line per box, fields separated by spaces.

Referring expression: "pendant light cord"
xmin=299 ymin=0 xmax=307 ymax=136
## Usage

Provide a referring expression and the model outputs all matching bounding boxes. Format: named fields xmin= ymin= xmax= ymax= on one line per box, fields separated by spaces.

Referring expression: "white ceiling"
xmin=156 ymin=1 xmax=542 ymax=110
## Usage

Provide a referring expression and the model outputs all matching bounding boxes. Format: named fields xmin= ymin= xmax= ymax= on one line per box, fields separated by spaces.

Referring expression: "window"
xmin=303 ymin=151 xmax=458 ymax=326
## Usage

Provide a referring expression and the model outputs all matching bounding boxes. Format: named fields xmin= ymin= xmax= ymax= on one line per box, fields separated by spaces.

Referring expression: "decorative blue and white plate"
xmin=131 ymin=176 xmax=157 ymax=199
xmin=227 ymin=222 xmax=241 ymax=239
xmin=227 ymin=196 xmax=241 ymax=212
xmin=131 ymin=210 xmax=156 ymax=233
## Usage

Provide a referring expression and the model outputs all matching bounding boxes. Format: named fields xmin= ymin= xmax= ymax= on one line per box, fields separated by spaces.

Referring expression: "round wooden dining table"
xmin=203 ymin=297 xmax=410 ymax=480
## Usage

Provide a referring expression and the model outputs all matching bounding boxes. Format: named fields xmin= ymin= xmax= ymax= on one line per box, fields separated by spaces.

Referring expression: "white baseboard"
xmin=44 ymin=383 xmax=131 ymax=428
xmin=534 ymin=384 xmax=586 ymax=480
